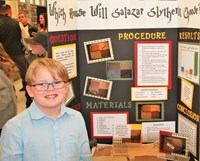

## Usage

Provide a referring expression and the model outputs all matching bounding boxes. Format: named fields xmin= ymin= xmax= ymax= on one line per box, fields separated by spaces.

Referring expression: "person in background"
xmin=0 ymin=4 xmax=34 ymax=109
xmin=37 ymin=12 xmax=47 ymax=32
xmin=24 ymin=32 xmax=48 ymax=65
xmin=0 ymin=4 xmax=26 ymax=93
xmin=18 ymin=13 xmax=38 ymax=66
xmin=18 ymin=13 xmax=38 ymax=37
xmin=0 ymin=43 xmax=20 ymax=83
xmin=0 ymin=69 xmax=17 ymax=136
xmin=0 ymin=58 xmax=92 ymax=161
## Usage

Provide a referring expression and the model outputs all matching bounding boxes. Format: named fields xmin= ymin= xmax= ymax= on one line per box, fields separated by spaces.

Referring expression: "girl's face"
xmin=26 ymin=67 xmax=69 ymax=111
xmin=39 ymin=15 xmax=45 ymax=25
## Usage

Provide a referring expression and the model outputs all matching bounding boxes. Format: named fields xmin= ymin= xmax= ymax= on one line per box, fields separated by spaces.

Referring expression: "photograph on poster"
xmin=178 ymin=42 xmax=200 ymax=85
xmin=90 ymin=112 xmax=129 ymax=138
xmin=134 ymin=41 xmax=172 ymax=89
xmin=136 ymin=102 xmax=164 ymax=121
xmin=122 ymin=129 xmax=141 ymax=143
xmin=178 ymin=113 xmax=197 ymax=157
xmin=52 ymin=44 xmax=77 ymax=79
xmin=83 ymin=76 xmax=113 ymax=100
xmin=159 ymin=130 xmax=189 ymax=159
xmin=106 ymin=60 xmax=133 ymax=80
xmin=180 ymin=78 xmax=194 ymax=109
xmin=63 ymin=81 xmax=75 ymax=106
xmin=126 ymin=129 xmax=141 ymax=143
xmin=84 ymin=38 xmax=114 ymax=64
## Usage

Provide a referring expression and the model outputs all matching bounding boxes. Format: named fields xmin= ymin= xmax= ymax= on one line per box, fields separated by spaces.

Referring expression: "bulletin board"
xmin=46 ymin=0 xmax=200 ymax=160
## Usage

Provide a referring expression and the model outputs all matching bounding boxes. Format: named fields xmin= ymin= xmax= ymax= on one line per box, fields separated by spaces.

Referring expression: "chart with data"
xmin=178 ymin=42 xmax=200 ymax=85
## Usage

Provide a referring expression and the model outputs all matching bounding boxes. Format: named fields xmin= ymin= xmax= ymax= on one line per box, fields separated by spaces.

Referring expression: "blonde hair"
xmin=26 ymin=58 xmax=69 ymax=85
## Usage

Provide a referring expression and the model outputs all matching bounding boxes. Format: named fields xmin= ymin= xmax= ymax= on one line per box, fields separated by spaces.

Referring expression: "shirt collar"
xmin=28 ymin=101 xmax=74 ymax=120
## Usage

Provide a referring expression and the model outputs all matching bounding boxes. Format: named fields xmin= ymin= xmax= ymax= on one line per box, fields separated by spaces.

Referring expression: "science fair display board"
xmin=46 ymin=0 xmax=200 ymax=160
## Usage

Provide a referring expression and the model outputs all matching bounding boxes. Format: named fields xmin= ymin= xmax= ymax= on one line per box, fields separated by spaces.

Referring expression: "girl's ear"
xmin=26 ymin=85 xmax=34 ymax=97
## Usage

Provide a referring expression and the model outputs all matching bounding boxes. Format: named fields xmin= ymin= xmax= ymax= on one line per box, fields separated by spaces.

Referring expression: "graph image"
xmin=178 ymin=42 xmax=200 ymax=85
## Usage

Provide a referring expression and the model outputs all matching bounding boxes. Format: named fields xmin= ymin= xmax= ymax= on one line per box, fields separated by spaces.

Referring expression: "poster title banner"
xmin=47 ymin=0 xmax=200 ymax=31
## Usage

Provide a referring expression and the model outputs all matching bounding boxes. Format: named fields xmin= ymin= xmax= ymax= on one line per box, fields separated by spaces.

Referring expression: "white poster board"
xmin=142 ymin=121 xmax=175 ymax=143
xmin=91 ymin=112 xmax=129 ymax=138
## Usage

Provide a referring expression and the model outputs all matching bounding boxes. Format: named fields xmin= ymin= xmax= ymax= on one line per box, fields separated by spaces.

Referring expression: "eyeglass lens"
xmin=32 ymin=81 xmax=66 ymax=91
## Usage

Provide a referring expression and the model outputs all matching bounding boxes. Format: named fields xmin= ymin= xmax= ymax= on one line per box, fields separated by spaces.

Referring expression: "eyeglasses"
xmin=30 ymin=81 xmax=67 ymax=91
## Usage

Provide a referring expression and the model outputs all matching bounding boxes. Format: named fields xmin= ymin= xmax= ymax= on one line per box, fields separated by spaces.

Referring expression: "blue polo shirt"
xmin=0 ymin=101 xmax=92 ymax=161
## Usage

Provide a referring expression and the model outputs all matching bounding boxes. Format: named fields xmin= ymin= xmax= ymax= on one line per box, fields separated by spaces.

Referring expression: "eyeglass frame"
xmin=29 ymin=80 xmax=68 ymax=91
